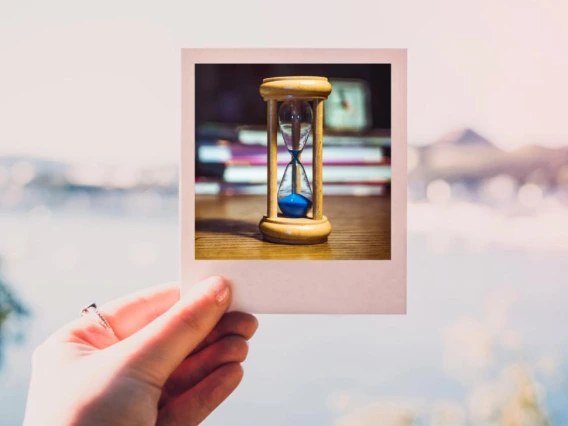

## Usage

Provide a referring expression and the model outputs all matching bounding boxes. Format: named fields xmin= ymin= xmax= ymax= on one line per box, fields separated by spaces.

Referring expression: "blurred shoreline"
xmin=0 ymin=126 xmax=567 ymax=425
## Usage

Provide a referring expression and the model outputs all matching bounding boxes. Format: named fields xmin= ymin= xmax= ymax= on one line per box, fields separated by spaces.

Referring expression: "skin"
xmin=23 ymin=276 xmax=258 ymax=426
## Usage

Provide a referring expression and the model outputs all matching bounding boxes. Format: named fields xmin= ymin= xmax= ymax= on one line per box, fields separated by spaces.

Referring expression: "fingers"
xmin=157 ymin=363 xmax=244 ymax=426
xmin=117 ymin=276 xmax=232 ymax=387
xmin=192 ymin=312 xmax=258 ymax=353
xmin=163 ymin=335 xmax=248 ymax=403
xmin=50 ymin=282 xmax=180 ymax=347
xmin=98 ymin=282 xmax=180 ymax=340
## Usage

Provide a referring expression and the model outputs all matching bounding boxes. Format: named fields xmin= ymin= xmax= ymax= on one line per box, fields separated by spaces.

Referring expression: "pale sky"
xmin=1 ymin=0 xmax=567 ymax=165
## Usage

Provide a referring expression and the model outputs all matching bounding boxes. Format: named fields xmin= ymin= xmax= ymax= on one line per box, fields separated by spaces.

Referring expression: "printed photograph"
xmin=194 ymin=64 xmax=392 ymax=260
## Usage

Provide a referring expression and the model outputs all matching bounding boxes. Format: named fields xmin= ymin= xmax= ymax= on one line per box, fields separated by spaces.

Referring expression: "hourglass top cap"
xmin=260 ymin=76 xmax=332 ymax=101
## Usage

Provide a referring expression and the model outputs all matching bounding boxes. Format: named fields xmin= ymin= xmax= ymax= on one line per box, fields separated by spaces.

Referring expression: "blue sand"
xmin=278 ymin=193 xmax=312 ymax=218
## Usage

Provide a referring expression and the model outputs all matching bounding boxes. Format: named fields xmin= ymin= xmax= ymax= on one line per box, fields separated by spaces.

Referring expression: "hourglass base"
xmin=259 ymin=215 xmax=331 ymax=245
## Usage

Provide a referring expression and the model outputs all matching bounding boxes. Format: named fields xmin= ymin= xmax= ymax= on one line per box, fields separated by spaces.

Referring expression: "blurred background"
xmin=195 ymin=64 xmax=391 ymax=197
xmin=1 ymin=1 xmax=568 ymax=425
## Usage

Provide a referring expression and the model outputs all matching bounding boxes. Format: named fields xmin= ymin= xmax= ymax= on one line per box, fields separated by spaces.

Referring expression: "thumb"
xmin=115 ymin=276 xmax=232 ymax=387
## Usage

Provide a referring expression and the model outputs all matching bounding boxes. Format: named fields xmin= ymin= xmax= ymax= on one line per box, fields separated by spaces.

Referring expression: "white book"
xmin=198 ymin=145 xmax=384 ymax=163
xmin=224 ymin=165 xmax=391 ymax=184
xmin=237 ymin=129 xmax=391 ymax=147
xmin=195 ymin=183 xmax=387 ymax=196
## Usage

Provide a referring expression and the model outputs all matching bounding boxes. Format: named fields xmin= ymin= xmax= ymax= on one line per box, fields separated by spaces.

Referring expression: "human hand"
xmin=23 ymin=276 xmax=258 ymax=426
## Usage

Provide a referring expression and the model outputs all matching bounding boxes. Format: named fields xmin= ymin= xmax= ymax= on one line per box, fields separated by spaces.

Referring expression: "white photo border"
xmin=181 ymin=48 xmax=407 ymax=314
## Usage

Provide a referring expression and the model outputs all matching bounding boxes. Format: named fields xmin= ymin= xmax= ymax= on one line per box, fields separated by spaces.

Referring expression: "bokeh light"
xmin=426 ymin=179 xmax=451 ymax=204
xmin=518 ymin=183 xmax=544 ymax=209
xmin=10 ymin=161 xmax=35 ymax=186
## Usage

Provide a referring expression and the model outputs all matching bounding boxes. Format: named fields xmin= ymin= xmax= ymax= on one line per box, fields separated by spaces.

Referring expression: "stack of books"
xmin=195 ymin=125 xmax=391 ymax=196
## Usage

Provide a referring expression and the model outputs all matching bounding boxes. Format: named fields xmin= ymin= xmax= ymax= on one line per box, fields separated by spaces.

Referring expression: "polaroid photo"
xmin=181 ymin=48 xmax=407 ymax=314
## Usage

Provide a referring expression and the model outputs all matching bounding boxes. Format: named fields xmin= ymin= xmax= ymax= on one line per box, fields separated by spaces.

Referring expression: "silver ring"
xmin=81 ymin=303 xmax=116 ymax=336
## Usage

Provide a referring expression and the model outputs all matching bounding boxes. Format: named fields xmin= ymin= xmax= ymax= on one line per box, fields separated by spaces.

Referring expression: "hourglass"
xmin=277 ymin=100 xmax=313 ymax=218
xmin=258 ymin=76 xmax=332 ymax=244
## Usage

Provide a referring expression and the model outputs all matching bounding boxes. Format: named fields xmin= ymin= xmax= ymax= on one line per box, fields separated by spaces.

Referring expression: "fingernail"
xmin=212 ymin=277 xmax=231 ymax=305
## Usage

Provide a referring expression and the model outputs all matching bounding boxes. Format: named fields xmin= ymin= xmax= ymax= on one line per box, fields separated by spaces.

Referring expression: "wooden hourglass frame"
xmin=258 ymin=76 xmax=332 ymax=245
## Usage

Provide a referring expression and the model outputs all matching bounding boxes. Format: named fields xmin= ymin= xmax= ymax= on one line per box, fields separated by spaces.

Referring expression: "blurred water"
xmin=0 ymin=204 xmax=566 ymax=425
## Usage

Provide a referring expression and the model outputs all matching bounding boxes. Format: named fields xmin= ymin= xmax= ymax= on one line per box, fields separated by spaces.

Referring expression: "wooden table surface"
xmin=195 ymin=195 xmax=391 ymax=260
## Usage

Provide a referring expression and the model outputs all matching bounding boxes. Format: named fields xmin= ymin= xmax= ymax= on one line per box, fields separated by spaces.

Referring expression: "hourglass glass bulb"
xmin=277 ymin=100 xmax=313 ymax=218
xmin=278 ymin=101 xmax=313 ymax=153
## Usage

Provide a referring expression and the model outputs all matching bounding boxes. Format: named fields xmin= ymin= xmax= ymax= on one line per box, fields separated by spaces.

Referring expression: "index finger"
xmin=99 ymin=282 xmax=181 ymax=340
xmin=50 ymin=282 xmax=181 ymax=345
xmin=115 ymin=276 xmax=232 ymax=387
